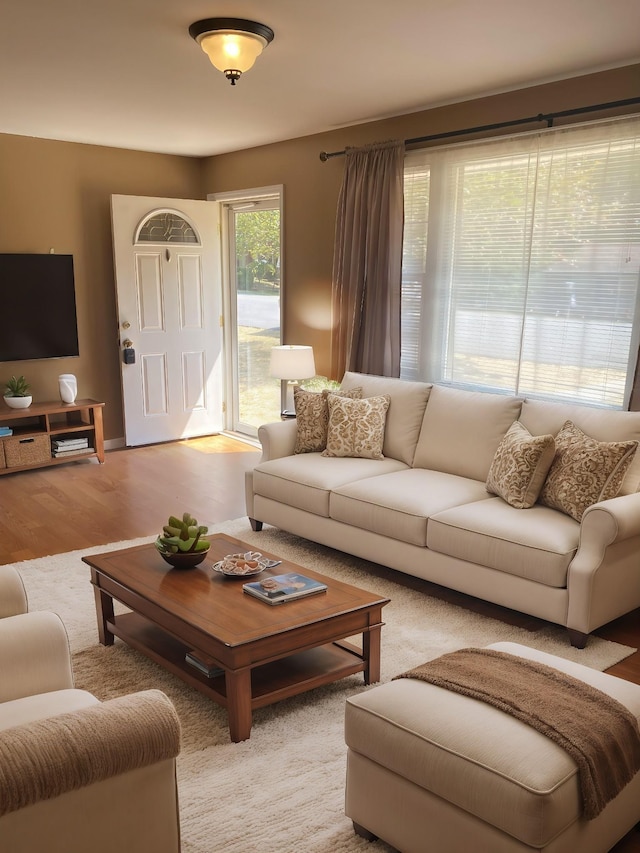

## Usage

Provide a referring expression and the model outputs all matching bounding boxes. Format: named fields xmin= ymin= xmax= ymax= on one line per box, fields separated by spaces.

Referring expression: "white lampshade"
xmin=270 ymin=346 xmax=316 ymax=381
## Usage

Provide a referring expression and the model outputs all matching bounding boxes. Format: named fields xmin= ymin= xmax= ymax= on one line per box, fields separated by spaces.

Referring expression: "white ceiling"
xmin=2 ymin=0 xmax=639 ymax=158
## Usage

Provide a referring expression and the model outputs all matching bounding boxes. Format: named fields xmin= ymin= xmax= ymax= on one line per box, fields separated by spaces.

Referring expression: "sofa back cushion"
xmin=520 ymin=399 xmax=640 ymax=494
xmin=340 ymin=372 xmax=432 ymax=466
xmin=413 ymin=385 xmax=523 ymax=481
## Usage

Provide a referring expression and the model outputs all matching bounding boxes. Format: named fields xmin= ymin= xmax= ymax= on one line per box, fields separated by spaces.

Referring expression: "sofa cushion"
xmin=413 ymin=385 xmax=523 ymax=482
xmin=293 ymin=386 xmax=363 ymax=454
xmin=253 ymin=454 xmax=408 ymax=518
xmin=520 ymin=398 xmax=640 ymax=494
xmin=322 ymin=395 xmax=390 ymax=459
xmin=539 ymin=420 xmax=638 ymax=521
xmin=486 ymin=420 xmax=556 ymax=509
xmin=428 ymin=497 xmax=578 ymax=587
xmin=340 ymin=372 xmax=432 ymax=466
xmin=0 ymin=689 xmax=98 ymax=732
xmin=330 ymin=469 xmax=492 ymax=547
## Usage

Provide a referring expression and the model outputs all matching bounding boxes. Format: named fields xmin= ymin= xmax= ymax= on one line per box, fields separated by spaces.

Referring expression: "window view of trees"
xmin=235 ymin=209 xmax=280 ymax=293
xmin=234 ymin=207 xmax=282 ymax=432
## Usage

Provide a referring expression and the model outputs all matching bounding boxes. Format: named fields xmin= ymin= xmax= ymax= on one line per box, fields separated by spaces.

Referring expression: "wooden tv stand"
xmin=0 ymin=399 xmax=105 ymax=474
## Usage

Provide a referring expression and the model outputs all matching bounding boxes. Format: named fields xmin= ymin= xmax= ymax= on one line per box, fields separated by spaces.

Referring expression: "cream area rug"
xmin=14 ymin=518 xmax=637 ymax=853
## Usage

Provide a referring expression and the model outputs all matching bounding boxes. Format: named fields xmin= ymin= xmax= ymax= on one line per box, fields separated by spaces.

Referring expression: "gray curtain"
xmin=331 ymin=139 xmax=405 ymax=379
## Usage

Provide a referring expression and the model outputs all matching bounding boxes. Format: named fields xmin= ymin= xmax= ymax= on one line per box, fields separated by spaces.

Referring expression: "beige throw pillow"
xmin=486 ymin=421 xmax=556 ymax=509
xmin=293 ymin=387 xmax=363 ymax=454
xmin=540 ymin=420 xmax=638 ymax=521
xmin=322 ymin=395 xmax=391 ymax=459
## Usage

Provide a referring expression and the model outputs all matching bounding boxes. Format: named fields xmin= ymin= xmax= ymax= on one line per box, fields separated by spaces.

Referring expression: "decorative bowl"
xmin=156 ymin=540 xmax=209 ymax=569
xmin=211 ymin=552 xmax=266 ymax=578
xmin=158 ymin=549 xmax=209 ymax=570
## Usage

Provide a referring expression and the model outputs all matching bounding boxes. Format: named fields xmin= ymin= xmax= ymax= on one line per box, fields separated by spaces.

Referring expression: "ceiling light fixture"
xmin=189 ymin=17 xmax=274 ymax=86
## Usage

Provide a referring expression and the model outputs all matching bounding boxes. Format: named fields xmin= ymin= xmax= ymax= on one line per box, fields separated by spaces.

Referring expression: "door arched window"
xmin=135 ymin=210 xmax=200 ymax=244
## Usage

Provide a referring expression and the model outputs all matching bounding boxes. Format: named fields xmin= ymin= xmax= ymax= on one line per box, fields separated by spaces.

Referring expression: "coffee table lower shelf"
xmin=108 ymin=611 xmax=367 ymax=717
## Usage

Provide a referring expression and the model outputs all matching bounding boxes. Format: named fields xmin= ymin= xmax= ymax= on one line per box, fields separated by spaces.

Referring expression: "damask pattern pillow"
xmin=486 ymin=421 xmax=556 ymax=509
xmin=322 ymin=394 xmax=391 ymax=460
xmin=293 ymin=386 xmax=363 ymax=454
xmin=539 ymin=420 xmax=638 ymax=521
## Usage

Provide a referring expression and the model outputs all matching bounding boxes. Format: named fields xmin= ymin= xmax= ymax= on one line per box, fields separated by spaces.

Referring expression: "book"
xmin=52 ymin=438 xmax=88 ymax=448
xmin=243 ymin=572 xmax=328 ymax=605
xmin=185 ymin=651 xmax=224 ymax=678
xmin=53 ymin=446 xmax=94 ymax=457
xmin=0 ymin=427 xmax=13 ymax=436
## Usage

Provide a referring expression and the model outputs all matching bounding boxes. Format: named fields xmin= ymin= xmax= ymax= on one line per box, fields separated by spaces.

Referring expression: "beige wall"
xmin=0 ymin=134 xmax=202 ymax=439
xmin=201 ymin=63 xmax=640 ymax=383
xmin=1 ymin=64 xmax=638 ymax=441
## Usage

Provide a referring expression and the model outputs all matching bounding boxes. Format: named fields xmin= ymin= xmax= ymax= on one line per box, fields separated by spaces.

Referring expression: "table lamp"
xmin=270 ymin=345 xmax=316 ymax=417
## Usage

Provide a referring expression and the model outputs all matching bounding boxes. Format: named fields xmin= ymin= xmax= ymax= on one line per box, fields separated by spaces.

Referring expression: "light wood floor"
xmin=1 ymin=435 xmax=638 ymax=851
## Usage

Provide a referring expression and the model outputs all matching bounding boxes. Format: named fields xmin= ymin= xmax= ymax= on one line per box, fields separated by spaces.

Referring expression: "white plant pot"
xmin=3 ymin=395 xmax=32 ymax=409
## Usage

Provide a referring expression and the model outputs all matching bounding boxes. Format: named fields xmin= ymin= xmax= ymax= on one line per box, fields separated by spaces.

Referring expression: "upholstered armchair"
xmin=0 ymin=565 xmax=182 ymax=853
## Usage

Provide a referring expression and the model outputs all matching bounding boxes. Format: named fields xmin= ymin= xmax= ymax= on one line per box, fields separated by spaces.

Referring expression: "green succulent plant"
xmin=4 ymin=375 xmax=31 ymax=397
xmin=155 ymin=512 xmax=210 ymax=555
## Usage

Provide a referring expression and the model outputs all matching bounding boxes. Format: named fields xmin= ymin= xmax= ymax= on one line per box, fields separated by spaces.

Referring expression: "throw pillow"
xmin=539 ymin=420 xmax=638 ymax=521
xmin=322 ymin=394 xmax=391 ymax=460
xmin=293 ymin=386 xmax=363 ymax=454
xmin=486 ymin=421 xmax=556 ymax=509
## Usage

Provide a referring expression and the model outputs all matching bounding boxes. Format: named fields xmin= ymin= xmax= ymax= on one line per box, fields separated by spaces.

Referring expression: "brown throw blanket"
xmin=394 ymin=648 xmax=640 ymax=819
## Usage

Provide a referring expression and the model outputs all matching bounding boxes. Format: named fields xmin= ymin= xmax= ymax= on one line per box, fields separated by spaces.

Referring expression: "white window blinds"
xmin=401 ymin=115 xmax=640 ymax=408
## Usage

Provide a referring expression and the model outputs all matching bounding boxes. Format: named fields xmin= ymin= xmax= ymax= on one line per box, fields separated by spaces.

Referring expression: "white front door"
xmin=111 ymin=195 xmax=223 ymax=446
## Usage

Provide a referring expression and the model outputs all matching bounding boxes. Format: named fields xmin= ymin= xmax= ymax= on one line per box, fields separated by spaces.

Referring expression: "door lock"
xmin=122 ymin=339 xmax=135 ymax=364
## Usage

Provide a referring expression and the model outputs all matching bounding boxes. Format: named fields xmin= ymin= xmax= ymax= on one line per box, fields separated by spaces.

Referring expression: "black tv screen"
xmin=0 ymin=253 xmax=79 ymax=362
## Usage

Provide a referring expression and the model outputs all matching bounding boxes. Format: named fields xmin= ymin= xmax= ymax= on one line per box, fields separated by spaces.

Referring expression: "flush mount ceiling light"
xmin=189 ymin=17 xmax=274 ymax=86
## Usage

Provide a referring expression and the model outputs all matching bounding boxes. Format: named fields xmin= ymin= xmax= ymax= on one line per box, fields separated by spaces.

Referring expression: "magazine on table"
xmin=243 ymin=572 xmax=328 ymax=605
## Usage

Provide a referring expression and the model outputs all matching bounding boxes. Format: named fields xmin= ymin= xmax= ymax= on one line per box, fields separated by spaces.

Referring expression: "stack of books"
xmin=0 ymin=427 xmax=13 ymax=437
xmin=52 ymin=437 xmax=94 ymax=457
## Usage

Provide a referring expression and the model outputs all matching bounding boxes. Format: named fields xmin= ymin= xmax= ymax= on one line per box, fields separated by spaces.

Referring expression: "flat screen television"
xmin=0 ymin=253 xmax=79 ymax=362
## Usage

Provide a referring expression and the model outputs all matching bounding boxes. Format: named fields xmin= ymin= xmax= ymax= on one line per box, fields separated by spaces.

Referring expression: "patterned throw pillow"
xmin=293 ymin=387 xmax=363 ymax=454
xmin=486 ymin=421 xmax=556 ymax=509
xmin=539 ymin=420 xmax=638 ymax=521
xmin=322 ymin=395 xmax=391 ymax=459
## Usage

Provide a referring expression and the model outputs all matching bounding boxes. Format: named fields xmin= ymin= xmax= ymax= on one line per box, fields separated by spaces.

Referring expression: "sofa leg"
xmin=567 ymin=629 xmax=588 ymax=649
xmin=353 ymin=822 xmax=378 ymax=842
xmin=249 ymin=518 xmax=263 ymax=532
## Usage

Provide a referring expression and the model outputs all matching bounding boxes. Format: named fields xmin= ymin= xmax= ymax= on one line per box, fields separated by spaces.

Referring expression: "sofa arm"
xmin=0 ymin=566 xmax=28 ymax=619
xmin=579 ymin=492 xmax=640 ymax=551
xmin=257 ymin=418 xmax=297 ymax=461
xmin=0 ymin=689 xmax=180 ymax=817
xmin=0 ymin=611 xmax=74 ymax=702
xmin=567 ymin=492 xmax=640 ymax=635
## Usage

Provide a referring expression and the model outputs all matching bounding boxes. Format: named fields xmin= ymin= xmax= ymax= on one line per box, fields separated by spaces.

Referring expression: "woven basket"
xmin=4 ymin=433 xmax=50 ymax=467
xmin=0 ymin=441 xmax=6 ymax=469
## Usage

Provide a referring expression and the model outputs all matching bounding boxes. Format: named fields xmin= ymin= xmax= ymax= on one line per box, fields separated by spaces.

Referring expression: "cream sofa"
xmin=0 ymin=565 xmax=182 ymax=853
xmin=246 ymin=372 xmax=640 ymax=647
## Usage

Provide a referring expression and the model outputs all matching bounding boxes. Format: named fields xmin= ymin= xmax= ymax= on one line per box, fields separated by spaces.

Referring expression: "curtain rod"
xmin=318 ymin=96 xmax=640 ymax=162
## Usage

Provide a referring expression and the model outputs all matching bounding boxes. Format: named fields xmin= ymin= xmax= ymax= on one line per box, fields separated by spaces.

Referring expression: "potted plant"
xmin=3 ymin=375 xmax=33 ymax=409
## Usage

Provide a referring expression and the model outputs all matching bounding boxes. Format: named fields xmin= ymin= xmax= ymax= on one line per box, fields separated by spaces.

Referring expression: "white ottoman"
xmin=345 ymin=642 xmax=640 ymax=852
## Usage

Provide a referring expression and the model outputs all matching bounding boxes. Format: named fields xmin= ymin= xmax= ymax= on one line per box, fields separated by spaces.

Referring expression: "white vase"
xmin=58 ymin=374 xmax=77 ymax=404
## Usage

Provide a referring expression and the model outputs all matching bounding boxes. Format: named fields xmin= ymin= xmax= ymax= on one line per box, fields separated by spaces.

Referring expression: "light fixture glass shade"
xmin=270 ymin=346 xmax=316 ymax=381
xmin=199 ymin=31 xmax=266 ymax=75
xmin=189 ymin=18 xmax=274 ymax=85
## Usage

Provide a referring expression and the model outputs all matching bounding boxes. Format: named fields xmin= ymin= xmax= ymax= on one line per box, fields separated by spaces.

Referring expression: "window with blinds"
xmin=401 ymin=115 xmax=640 ymax=408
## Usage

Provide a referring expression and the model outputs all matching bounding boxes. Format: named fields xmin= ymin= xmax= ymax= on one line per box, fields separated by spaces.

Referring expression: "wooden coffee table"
xmin=84 ymin=533 xmax=389 ymax=741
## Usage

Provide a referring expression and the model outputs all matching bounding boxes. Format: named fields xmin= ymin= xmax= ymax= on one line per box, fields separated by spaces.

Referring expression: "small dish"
xmin=212 ymin=551 xmax=267 ymax=578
